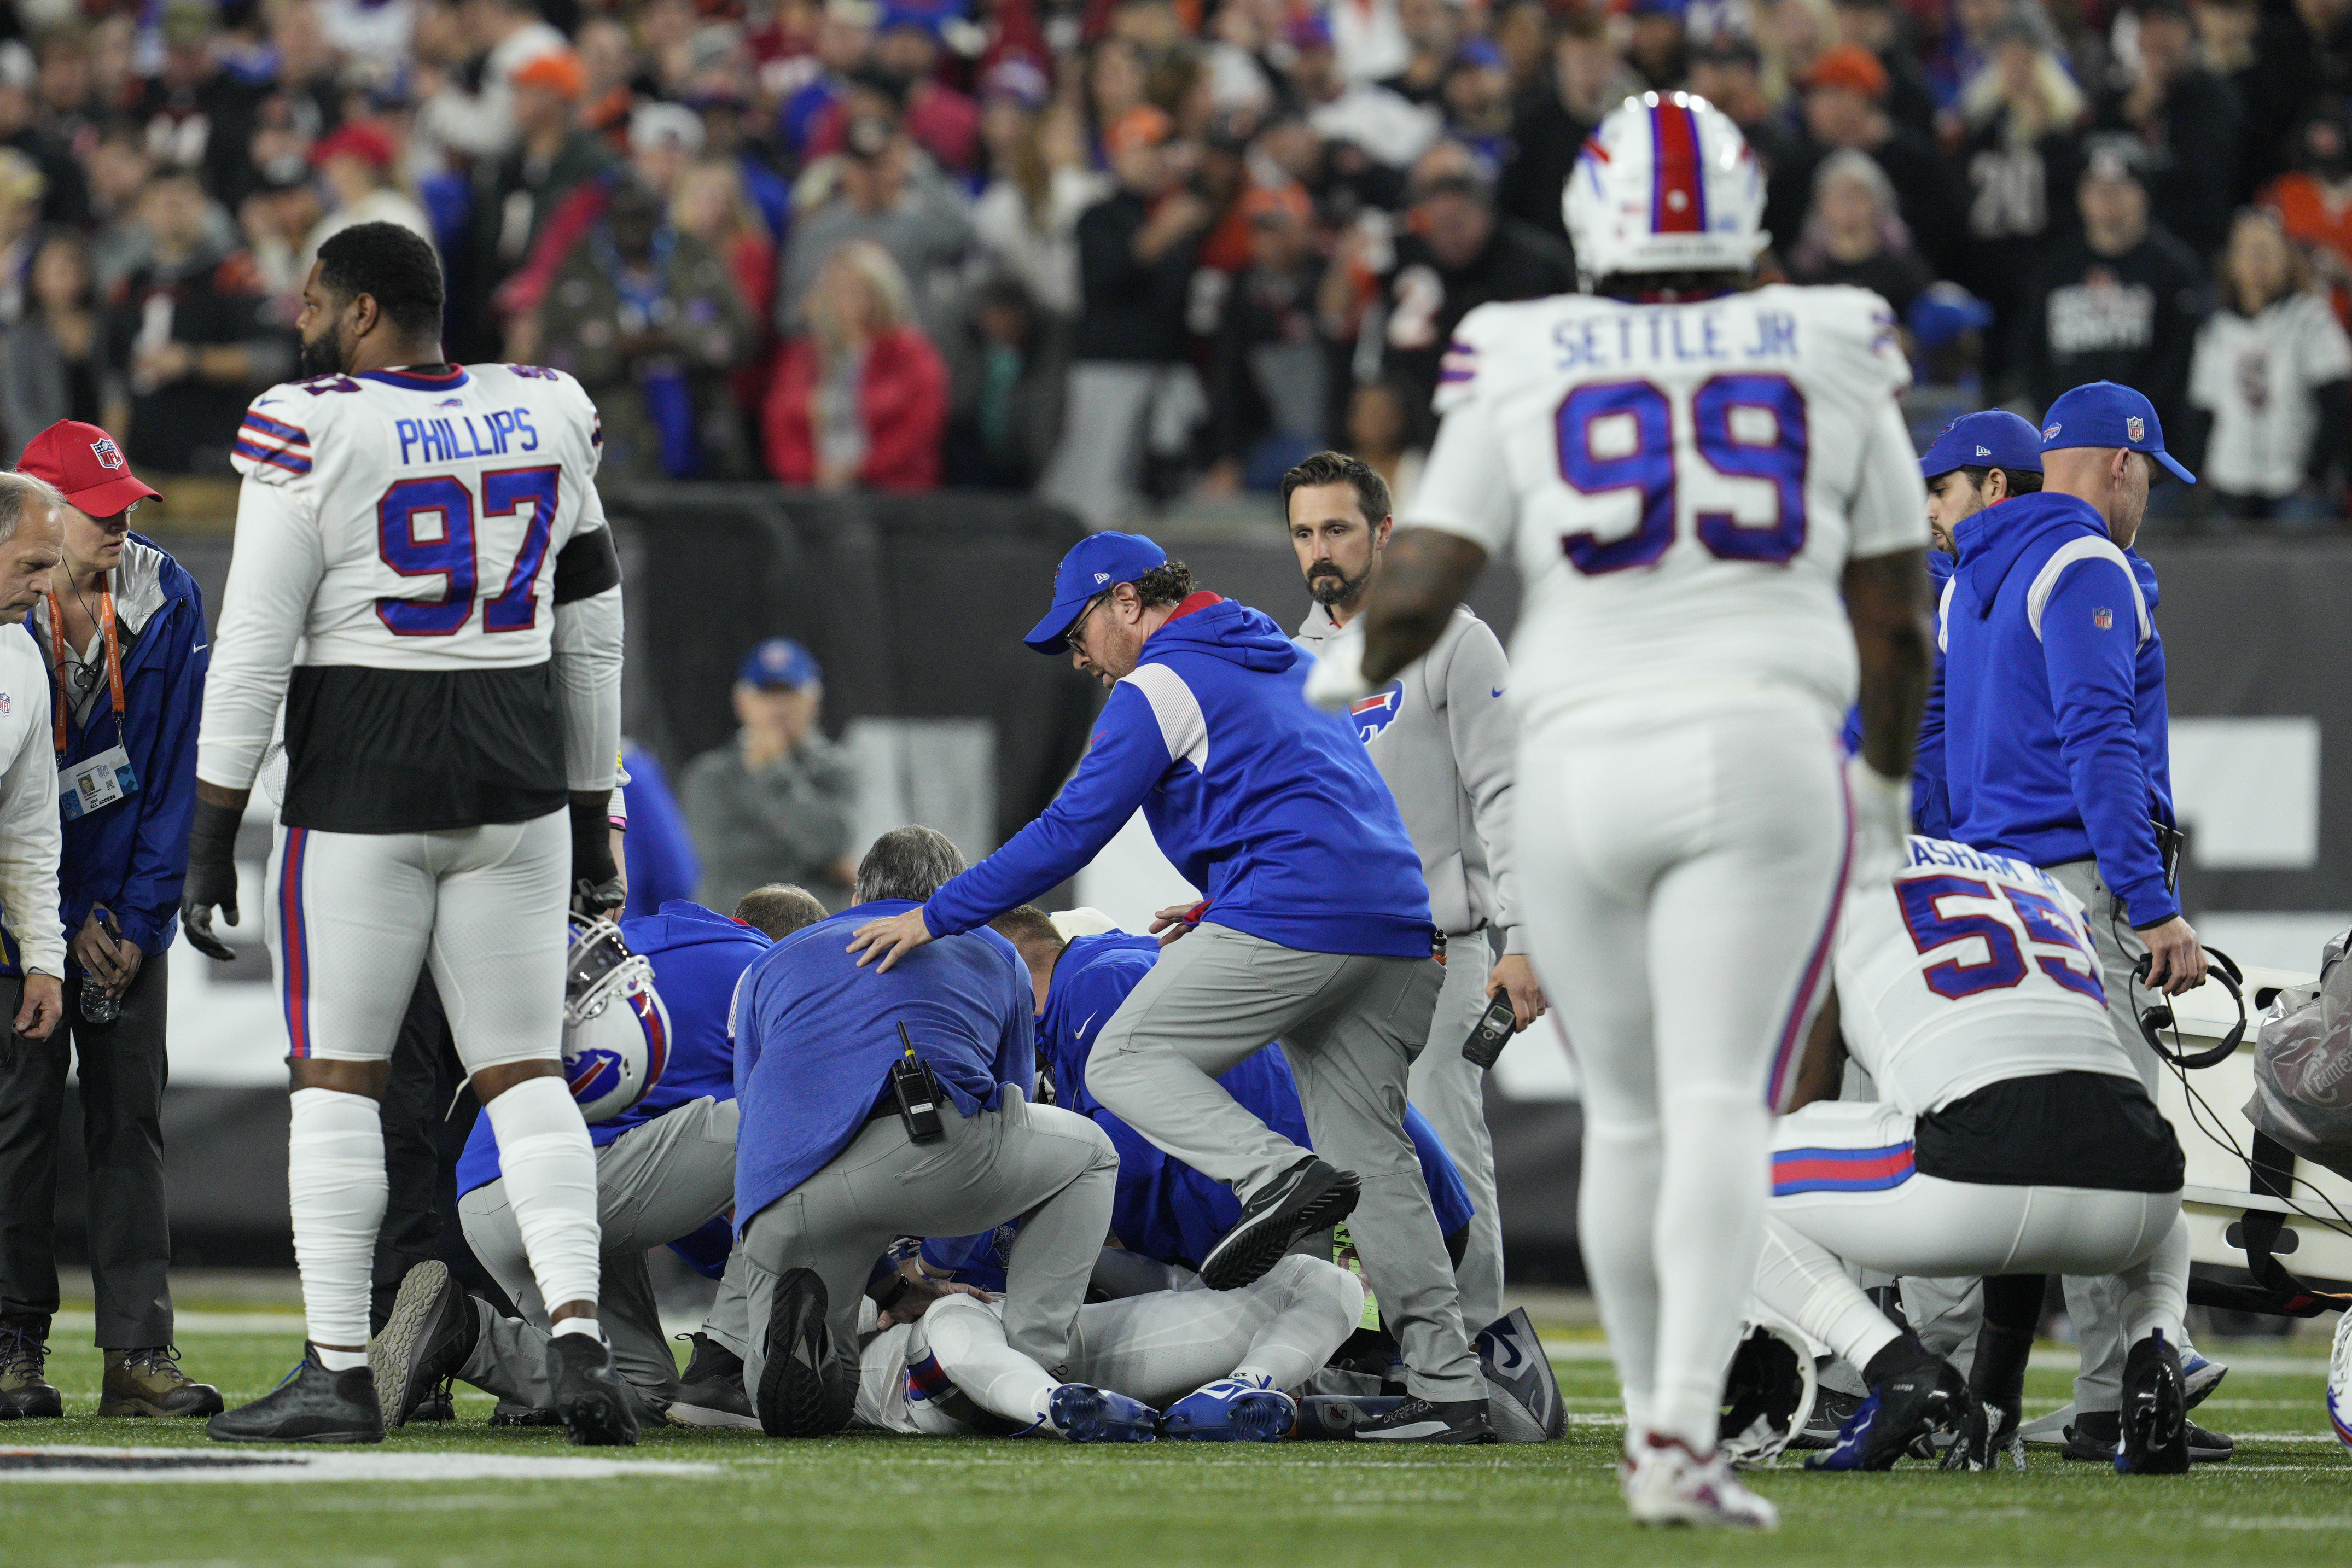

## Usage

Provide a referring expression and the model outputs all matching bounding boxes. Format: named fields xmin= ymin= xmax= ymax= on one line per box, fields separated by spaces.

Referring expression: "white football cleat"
xmin=1622 ymin=1433 xmax=1780 ymax=1529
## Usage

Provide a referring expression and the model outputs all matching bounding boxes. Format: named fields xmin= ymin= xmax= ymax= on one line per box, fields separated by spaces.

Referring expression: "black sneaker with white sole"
xmin=370 ymin=1261 xmax=481 ymax=1428
xmin=1346 ymin=1395 xmax=1496 ymax=1444
xmin=546 ymin=1332 xmax=639 ymax=1447
xmin=1199 ymin=1157 xmax=1361 ymax=1291
xmin=2063 ymin=1408 xmax=2234 ymax=1466
xmin=207 ymin=1351 xmax=384 ymax=1444
xmin=758 ymin=1268 xmax=846 ymax=1438
xmin=667 ymin=1331 xmax=759 ymax=1429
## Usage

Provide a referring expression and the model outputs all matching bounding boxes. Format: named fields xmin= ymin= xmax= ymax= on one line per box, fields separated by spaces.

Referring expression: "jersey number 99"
xmin=376 ymin=467 xmax=561 ymax=636
xmin=1555 ymin=373 xmax=1808 ymax=574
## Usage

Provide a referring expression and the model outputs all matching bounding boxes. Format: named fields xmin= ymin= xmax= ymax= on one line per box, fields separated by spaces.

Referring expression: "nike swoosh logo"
xmin=193 ymin=643 xmax=209 ymax=653
xmin=1078 ymin=1011 xmax=1098 ymax=1036
xmin=1491 ymin=687 xmax=1505 ymax=698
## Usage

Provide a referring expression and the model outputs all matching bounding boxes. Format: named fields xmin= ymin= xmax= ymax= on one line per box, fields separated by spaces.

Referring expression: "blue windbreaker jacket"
xmin=1943 ymin=493 xmax=2177 ymax=926
xmin=921 ymin=594 xmax=1433 ymax=959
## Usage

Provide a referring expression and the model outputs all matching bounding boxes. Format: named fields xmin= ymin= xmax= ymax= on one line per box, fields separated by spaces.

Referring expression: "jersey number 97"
xmin=376 ymin=467 xmax=561 ymax=636
xmin=1555 ymin=372 xmax=1808 ymax=574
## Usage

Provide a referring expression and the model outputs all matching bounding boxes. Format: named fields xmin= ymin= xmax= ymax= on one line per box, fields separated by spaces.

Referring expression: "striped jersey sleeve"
xmin=232 ymin=398 xmax=316 ymax=485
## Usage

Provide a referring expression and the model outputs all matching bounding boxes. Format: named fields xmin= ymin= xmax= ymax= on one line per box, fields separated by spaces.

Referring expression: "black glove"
xmin=181 ymin=799 xmax=242 ymax=962
xmin=569 ymin=792 xmax=624 ymax=917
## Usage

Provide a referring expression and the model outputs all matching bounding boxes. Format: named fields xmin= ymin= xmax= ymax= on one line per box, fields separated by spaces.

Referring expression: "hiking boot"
xmin=0 ymin=1316 xmax=61 ymax=1419
xmin=100 ymin=1347 xmax=225 ymax=1418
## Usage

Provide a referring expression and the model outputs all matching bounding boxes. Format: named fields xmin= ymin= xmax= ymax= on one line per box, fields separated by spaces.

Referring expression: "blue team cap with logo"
xmin=2039 ymin=381 xmax=2196 ymax=484
xmin=1024 ymin=531 xmax=1169 ymax=654
xmin=1918 ymin=410 xmax=2045 ymax=481
xmin=737 ymin=637 xmax=822 ymax=690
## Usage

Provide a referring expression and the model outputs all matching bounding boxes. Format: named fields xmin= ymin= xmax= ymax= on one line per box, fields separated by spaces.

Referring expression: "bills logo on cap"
xmin=2044 ymin=424 xmax=2061 ymax=440
xmin=2093 ymin=608 xmax=2114 ymax=631
xmin=2126 ymin=416 xmax=2145 ymax=442
xmin=89 ymin=438 xmax=124 ymax=470
xmin=1349 ymin=681 xmax=1404 ymax=743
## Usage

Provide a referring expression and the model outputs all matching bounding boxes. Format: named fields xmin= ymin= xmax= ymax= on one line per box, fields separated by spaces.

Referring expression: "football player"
xmin=1757 ymin=836 xmax=2192 ymax=1475
xmin=1311 ymin=94 xmax=1934 ymax=1524
xmin=185 ymin=224 xmax=632 ymax=1444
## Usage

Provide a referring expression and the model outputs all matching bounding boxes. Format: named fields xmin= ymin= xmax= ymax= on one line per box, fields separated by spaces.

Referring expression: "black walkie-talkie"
xmin=1462 ymin=992 xmax=1520 ymax=1069
xmin=892 ymin=1022 xmax=946 ymax=1143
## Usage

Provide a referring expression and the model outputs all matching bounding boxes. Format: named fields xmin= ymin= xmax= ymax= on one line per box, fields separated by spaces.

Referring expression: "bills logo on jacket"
xmin=1349 ymin=681 xmax=1405 ymax=743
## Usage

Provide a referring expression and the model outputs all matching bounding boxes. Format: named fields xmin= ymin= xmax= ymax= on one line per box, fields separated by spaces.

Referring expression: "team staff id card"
xmin=60 ymin=744 xmax=137 ymax=822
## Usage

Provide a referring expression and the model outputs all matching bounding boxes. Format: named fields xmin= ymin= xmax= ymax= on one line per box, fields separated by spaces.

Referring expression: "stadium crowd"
xmin=2 ymin=0 xmax=2351 ymax=525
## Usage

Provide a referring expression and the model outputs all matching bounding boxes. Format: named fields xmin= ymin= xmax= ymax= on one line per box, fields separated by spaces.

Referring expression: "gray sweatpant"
xmin=1409 ymin=929 xmax=1505 ymax=1335
xmin=457 ymin=1095 xmax=740 ymax=1417
xmin=1086 ymin=923 xmax=1481 ymax=1401
xmin=738 ymin=1089 xmax=1117 ymax=1420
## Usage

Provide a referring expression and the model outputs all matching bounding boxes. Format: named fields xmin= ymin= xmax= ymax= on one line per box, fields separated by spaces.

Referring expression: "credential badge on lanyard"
xmin=50 ymin=585 xmax=140 ymax=822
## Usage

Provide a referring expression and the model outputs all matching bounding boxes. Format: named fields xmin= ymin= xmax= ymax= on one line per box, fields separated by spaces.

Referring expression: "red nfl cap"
xmin=15 ymin=420 xmax=162 ymax=517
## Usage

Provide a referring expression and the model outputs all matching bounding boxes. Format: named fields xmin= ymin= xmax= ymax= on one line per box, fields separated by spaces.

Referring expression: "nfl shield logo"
xmin=2093 ymin=608 xmax=2114 ymax=630
xmin=89 ymin=438 xmax=123 ymax=470
xmin=2126 ymin=416 xmax=2145 ymax=443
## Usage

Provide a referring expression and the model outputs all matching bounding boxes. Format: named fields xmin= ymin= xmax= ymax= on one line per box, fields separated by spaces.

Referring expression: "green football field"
xmin=0 ymin=1320 xmax=2345 ymax=1567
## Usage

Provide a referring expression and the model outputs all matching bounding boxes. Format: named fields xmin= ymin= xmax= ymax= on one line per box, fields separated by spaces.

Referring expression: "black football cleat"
xmin=1199 ymin=1157 xmax=1361 ymax=1291
xmin=667 ymin=1331 xmax=759 ymax=1429
xmin=546 ymin=1331 xmax=639 ymax=1447
xmin=1807 ymin=1355 xmax=1969 ymax=1471
xmin=490 ymin=1400 xmax=563 ymax=1427
xmin=2116 ymin=1331 xmax=2190 ymax=1476
xmin=1346 ymin=1395 xmax=1497 ymax=1444
xmin=758 ymin=1268 xmax=845 ymax=1438
xmin=207 ymin=1351 xmax=385 ymax=1444
xmin=370 ymin=1261 xmax=481 ymax=1427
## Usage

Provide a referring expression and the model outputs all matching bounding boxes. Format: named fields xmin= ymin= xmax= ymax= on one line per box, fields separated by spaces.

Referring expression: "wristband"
xmin=188 ymin=798 xmax=241 ymax=865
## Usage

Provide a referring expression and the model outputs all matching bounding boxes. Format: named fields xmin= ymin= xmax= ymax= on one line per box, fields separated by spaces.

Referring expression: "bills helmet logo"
xmin=1349 ymin=681 xmax=1405 ymax=743
xmin=2093 ymin=607 xmax=2114 ymax=630
xmin=89 ymin=438 xmax=124 ymax=470
xmin=2126 ymin=416 xmax=2145 ymax=443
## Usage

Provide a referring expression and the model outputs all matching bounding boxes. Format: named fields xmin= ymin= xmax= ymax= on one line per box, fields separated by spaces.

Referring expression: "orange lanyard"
xmin=48 ymin=583 xmax=124 ymax=756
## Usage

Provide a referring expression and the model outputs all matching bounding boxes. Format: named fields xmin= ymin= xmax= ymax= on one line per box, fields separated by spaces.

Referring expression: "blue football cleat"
xmin=1805 ymin=1358 xmax=1968 ymax=1472
xmin=1162 ymin=1376 xmax=1296 ymax=1442
xmin=1049 ymin=1383 xmax=1160 ymax=1443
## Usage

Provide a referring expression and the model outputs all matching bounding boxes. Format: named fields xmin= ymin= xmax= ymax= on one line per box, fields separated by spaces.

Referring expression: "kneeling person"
xmin=1757 ymin=838 xmax=2190 ymax=1473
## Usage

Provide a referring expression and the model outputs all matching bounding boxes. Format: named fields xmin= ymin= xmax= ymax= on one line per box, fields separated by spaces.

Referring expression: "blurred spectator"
xmin=1323 ymin=141 xmax=1573 ymax=439
xmin=680 ymin=637 xmax=859 ymax=915
xmin=1832 ymin=0 xmax=1937 ymax=137
xmin=302 ymin=121 xmax=435 ymax=276
xmin=763 ymin=237 xmax=948 ymax=488
xmin=1332 ymin=0 xmax=1413 ymax=85
xmin=630 ymin=102 xmax=707 ymax=201
xmin=1954 ymin=12 xmax=2086 ymax=389
xmin=1761 ymin=0 xmax=1838 ymax=109
xmin=0 ymin=40 xmax=88 ymax=230
xmin=1346 ymin=375 xmax=1424 ymax=511
xmin=2095 ymin=0 xmax=2241 ymax=260
xmin=1039 ymin=106 xmax=1209 ymax=527
xmin=781 ymin=0 xmax=878 ymax=158
xmin=2252 ymin=0 xmax=2352 ymax=196
xmin=1771 ymin=44 xmax=1966 ymax=273
xmin=1498 ymin=15 xmax=1634 ymax=243
xmin=2196 ymin=0 xmax=2271 ymax=199
xmin=945 ymin=273 xmax=1070 ymax=488
xmin=971 ymin=59 xmax=1105 ymax=318
xmin=1381 ymin=0 xmax=1470 ymax=107
xmin=416 ymin=0 xmax=569 ymax=160
xmin=1627 ymin=0 xmax=1690 ymax=91
xmin=579 ymin=16 xmax=645 ymax=150
xmin=84 ymin=126 xmax=159 ymax=295
xmin=2185 ymin=207 xmax=2352 ymax=520
xmin=777 ymin=80 xmax=973 ymax=345
xmin=474 ymin=50 xmax=615 ymax=353
xmin=1440 ymin=39 xmax=1516 ymax=167
xmin=804 ymin=10 xmax=979 ymax=174
xmin=2016 ymin=138 xmax=2207 ymax=432
xmin=1203 ymin=183 xmax=1328 ymax=494
xmin=1292 ymin=13 xmax=1443 ymax=173
xmin=238 ymin=171 xmax=325 ymax=309
xmin=695 ymin=90 xmax=794 ymax=244
xmin=1686 ymin=36 xmax=1802 ymax=186
xmin=1 ymin=234 xmax=106 ymax=457
xmin=1491 ymin=0 xmax=1553 ymax=96
xmin=674 ymin=156 xmax=782 ymax=424
xmin=103 ymin=170 xmax=293 ymax=474
xmin=1789 ymin=149 xmax=1936 ymax=317
xmin=0 ymin=149 xmax=45 ymax=329
xmin=2262 ymin=107 xmax=2352 ymax=325
xmin=539 ymin=178 xmax=755 ymax=481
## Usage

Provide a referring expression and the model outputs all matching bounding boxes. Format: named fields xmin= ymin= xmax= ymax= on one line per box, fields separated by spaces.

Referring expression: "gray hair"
xmin=0 ymin=470 xmax=65 ymax=545
xmin=734 ymin=883 xmax=828 ymax=940
xmin=854 ymin=826 xmax=968 ymax=905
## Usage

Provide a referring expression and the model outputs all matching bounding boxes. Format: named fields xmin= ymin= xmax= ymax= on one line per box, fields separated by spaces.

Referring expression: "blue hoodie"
xmin=733 ymin=899 xmax=1032 ymax=1231
xmin=455 ymin=900 xmax=770 ymax=1197
xmin=923 ymin=595 xmax=1433 ymax=959
xmin=1943 ymin=492 xmax=2176 ymax=926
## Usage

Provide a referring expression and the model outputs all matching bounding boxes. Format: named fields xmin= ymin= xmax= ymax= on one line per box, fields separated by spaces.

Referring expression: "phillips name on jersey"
xmin=201 ymin=362 xmax=619 ymax=833
xmin=1405 ymin=284 xmax=1929 ymax=733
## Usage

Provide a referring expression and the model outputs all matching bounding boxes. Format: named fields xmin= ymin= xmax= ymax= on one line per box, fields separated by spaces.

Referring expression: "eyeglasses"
xmin=1064 ymin=590 xmax=1111 ymax=654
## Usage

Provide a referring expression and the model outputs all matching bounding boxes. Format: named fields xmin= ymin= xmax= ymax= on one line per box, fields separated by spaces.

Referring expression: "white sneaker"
xmin=2326 ymin=1310 xmax=2352 ymax=1458
xmin=1622 ymin=1434 xmax=1780 ymax=1529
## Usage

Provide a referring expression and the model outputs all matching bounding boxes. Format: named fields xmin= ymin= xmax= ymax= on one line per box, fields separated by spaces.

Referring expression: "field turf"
xmin=0 ymin=1321 xmax=2344 ymax=1566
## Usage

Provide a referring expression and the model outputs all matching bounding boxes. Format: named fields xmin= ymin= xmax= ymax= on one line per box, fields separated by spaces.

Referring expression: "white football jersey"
xmin=1836 ymin=836 xmax=2135 ymax=1114
xmin=1406 ymin=284 xmax=1930 ymax=733
xmin=227 ymin=363 xmax=606 ymax=669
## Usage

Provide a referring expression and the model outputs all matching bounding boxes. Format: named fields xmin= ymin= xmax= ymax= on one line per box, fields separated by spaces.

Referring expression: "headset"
xmin=2132 ymin=944 xmax=2246 ymax=1070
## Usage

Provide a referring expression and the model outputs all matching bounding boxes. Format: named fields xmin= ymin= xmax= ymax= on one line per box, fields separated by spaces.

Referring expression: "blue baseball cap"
xmin=1918 ymin=410 xmax=2044 ymax=481
xmin=737 ymin=637 xmax=822 ymax=690
xmin=2039 ymin=381 xmax=2196 ymax=484
xmin=1024 ymin=531 xmax=1168 ymax=654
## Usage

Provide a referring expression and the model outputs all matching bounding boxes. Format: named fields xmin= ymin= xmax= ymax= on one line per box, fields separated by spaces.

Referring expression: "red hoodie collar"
xmin=1166 ymin=591 xmax=1223 ymax=622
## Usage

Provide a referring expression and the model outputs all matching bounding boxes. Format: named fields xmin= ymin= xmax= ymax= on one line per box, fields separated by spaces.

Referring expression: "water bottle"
xmin=80 ymin=975 xmax=119 ymax=1025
